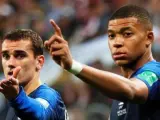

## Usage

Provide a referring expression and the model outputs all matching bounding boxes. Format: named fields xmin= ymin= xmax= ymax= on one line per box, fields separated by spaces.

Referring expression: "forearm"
xmin=77 ymin=65 xmax=137 ymax=101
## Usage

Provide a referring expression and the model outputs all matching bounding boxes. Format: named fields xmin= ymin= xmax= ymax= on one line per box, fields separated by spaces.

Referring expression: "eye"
xmin=108 ymin=33 xmax=115 ymax=40
xmin=123 ymin=32 xmax=133 ymax=38
xmin=2 ymin=53 xmax=10 ymax=60
xmin=14 ymin=53 xmax=26 ymax=59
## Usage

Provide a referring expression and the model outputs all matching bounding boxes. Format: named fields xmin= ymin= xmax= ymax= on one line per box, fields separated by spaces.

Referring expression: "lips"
xmin=113 ymin=52 xmax=127 ymax=59
xmin=8 ymin=71 xmax=13 ymax=76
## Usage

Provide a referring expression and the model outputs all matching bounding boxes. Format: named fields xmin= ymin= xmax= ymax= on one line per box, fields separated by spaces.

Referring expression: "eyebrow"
xmin=108 ymin=27 xmax=132 ymax=34
xmin=1 ymin=50 xmax=8 ymax=54
xmin=1 ymin=50 xmax=27 ymax=54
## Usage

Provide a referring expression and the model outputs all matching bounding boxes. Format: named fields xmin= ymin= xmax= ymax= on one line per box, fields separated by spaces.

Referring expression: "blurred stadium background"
xmin=0 ymin=0 xmax=160 ymax=119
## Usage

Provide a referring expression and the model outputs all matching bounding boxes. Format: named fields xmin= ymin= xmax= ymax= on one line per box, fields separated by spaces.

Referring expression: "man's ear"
xmin=36 ymin=55 xmax=45 ymax=71
xmin=146 ymin=31 xmax=154 ymax=47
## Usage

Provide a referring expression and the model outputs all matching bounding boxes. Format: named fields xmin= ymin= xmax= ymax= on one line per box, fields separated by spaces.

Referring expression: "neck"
xmin=23 ymin=74 xmax=42 ymax=95
xmin=121 ymin=49 xmax=154 ymax=78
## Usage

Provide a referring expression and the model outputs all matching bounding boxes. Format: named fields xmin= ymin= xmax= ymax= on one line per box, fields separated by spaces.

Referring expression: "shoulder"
xmin=133 ymin=61 xmax=160 ymax=87
xmin=37 ymin=84 xmax=68 ymax=119
xmin=141 ymin=60 xmax=160 ymax=75
xmin=29 ymin=84 xmax=68 ymax=119
xmin=133 ymin=61 xmax=160 ymax=100
xmin=31 ymin=84 xmax=63 ymax=107
xmin=133 ymin=60 xmax=160 ymax=78
xmin=35 ymin=84 xmax=60 ymax=96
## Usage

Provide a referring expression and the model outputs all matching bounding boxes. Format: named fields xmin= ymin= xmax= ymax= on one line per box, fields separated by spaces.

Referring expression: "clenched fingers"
xmin=44 ymin=35 xmax=67 ymax=50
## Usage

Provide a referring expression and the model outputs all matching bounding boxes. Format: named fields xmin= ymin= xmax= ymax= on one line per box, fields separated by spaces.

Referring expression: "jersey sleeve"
xmin=9 ymin=86 xmax=69 ymax=120
xmin=134 ymin=70 xmax=160 ymax=100
xmin=135 ymin=70 xmax=158 ymax=88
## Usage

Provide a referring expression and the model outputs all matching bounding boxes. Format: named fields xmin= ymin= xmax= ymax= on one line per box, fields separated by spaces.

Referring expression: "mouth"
xmin=8 ymin=71 xmax=13 ymax=76
xmin=113 ymin=52 xmax=127 ymax=60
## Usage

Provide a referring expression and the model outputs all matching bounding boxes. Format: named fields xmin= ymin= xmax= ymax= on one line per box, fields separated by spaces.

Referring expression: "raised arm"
xmin=44 ymin=19 xmax=149 ymax=103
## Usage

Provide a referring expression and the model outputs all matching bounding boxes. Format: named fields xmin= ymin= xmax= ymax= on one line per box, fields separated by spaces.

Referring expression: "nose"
xmin=7 ymin=56 xmax=16 ymax=69
xmin=113 ymin=36 xmax=124 ymax=48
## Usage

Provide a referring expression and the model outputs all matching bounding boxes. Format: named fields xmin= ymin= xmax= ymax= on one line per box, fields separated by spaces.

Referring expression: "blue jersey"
xmin=5 ymin=84 xmax=69 ymax=120
xmin=110 ymin=60 xmax=160 ymax=120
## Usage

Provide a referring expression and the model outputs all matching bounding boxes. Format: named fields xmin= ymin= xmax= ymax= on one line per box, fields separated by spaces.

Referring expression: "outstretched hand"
xmin=44 ymin=19 xmax=73 ymax=70
xmin=0 ymin=66 xmax=21 ymax=100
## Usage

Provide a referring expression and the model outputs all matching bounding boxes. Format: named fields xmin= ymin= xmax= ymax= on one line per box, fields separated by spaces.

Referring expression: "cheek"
xmin=126 ymin=39 xmax=145 ymax=58
xmin=22 ymin=61 xmax=36 ymax=72
xmin=18 ymin=61 xmax=36 ymax=76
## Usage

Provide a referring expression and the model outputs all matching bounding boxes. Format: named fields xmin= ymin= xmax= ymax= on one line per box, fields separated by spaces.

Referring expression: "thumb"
xmin=13 ymin=66 xmax=21 ymax=78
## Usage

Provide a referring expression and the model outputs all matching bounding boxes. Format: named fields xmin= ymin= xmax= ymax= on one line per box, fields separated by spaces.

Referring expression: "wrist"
xmin=68 ymin=60 xmax=83 ymax=75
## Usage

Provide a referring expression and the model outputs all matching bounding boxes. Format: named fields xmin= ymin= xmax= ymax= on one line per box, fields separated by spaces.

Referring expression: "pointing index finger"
xmin=13 ymin=66 xmax=21 ymax=79
xmin=50 ymin=19 xmax=63 ymax=37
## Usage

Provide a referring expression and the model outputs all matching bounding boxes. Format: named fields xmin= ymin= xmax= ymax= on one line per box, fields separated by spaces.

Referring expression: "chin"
xmin=114 ymin=60 xmax=130 ymax=66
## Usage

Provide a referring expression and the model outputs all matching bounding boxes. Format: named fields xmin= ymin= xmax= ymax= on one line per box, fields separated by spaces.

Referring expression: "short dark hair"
xmin=3 ymin=29 xmax=43 ymax=57
xmin=109 ymin=5 xmax=152 ymax=30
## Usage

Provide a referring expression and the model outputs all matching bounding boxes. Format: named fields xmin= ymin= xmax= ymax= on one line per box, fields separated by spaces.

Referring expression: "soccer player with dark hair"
xmin=45 ymin=4 xmax=160 ymax=120
xmin=0 ymin=29 xmax=69 ymax=120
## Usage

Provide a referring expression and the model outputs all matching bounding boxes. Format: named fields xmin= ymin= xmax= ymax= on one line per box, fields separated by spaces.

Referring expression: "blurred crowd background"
xmin=0 ymin=0 xmax=160 ymax=120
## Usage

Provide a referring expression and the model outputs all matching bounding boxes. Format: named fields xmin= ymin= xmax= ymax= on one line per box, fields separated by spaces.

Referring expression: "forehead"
xmin=108 ymin=17 xmax=140 ymax=31
xmin=2 ymin=39 xmax=32 ymax=52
